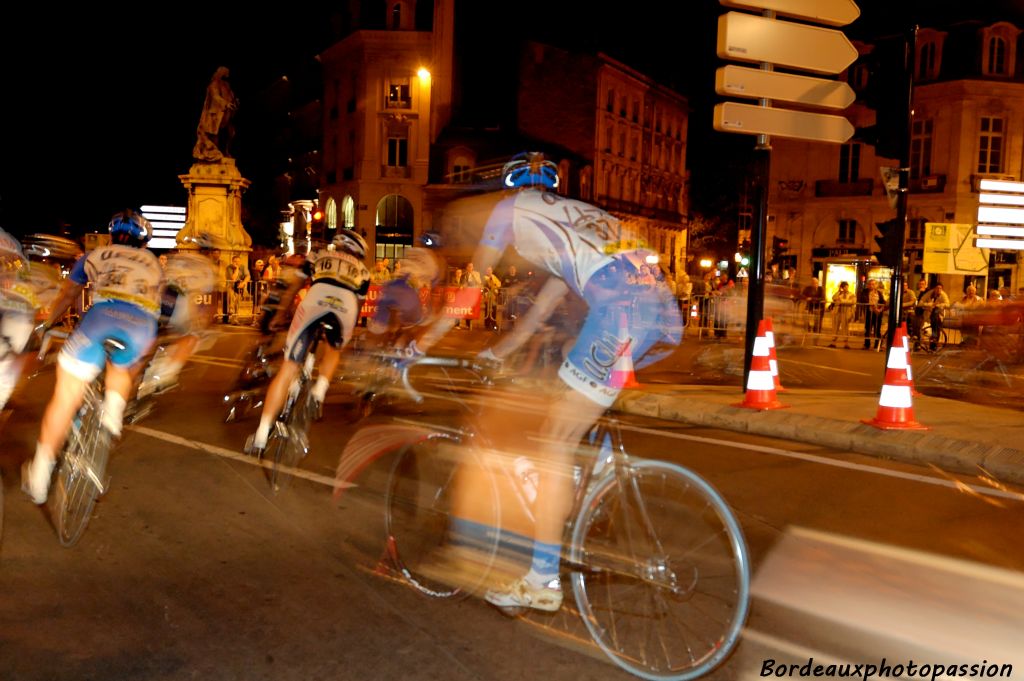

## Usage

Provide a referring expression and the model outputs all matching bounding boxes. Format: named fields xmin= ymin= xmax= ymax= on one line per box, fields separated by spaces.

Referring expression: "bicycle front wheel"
xmin=570 ymin=460 xmax=750 ymax=681
xmin=385 ymin=434 xmax=500 ymax=599
xmin=54 ymin=407 xmax=110 ymax=547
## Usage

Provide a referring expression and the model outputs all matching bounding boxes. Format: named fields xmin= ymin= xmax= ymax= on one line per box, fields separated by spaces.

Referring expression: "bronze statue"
xmin=193 ymin=66 xmax=239 ymax=162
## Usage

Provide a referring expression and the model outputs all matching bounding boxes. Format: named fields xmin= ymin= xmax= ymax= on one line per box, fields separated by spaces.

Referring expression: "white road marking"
xmin=781 ymin=358 xmax=872 ymax=376
xmin=622 ymin=422 xmax=1024 ymax=503
xmin=128 ymin=425 xmax=352 ymax=489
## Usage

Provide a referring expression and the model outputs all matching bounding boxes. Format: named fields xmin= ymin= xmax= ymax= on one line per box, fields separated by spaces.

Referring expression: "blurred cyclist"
xmin=416 ymin=151 xmax=682 ymax=611
xmin=244 ymin=230 xmax=371 ymax=455
xmin=366 ymin=231 xmax=446 ymax=352
xmin=0 ymin=229 xmax=40 ymax=412
xmin=22 ymin=210 xmax=164 ymax=504
xmin=140 ymin=234 xmax=220 ymax=394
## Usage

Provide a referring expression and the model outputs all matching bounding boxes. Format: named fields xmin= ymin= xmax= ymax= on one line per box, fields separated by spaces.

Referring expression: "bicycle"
xmin=255 ymin=321 xmax=333 ymax=493
xmin=340 ymin=354 xmax=751 ymax=681
xmin=36 ymin=329 xmax=117 ymax=547
xmin=222 ymin=338 xmax=280 ymax=423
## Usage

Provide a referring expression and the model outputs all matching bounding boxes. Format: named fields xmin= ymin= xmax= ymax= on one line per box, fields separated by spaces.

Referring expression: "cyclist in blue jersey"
xmin=22 ymin=210 xmax=164 ymax=504
xmin=416 ymin=152 xmax=682 ymax=611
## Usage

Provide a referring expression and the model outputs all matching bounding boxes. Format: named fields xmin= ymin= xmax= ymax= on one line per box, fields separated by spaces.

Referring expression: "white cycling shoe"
xmin=485 ymin=576 xmax=563 ymax=612
xmin=21 ymin=456 xmax=56 ymax=505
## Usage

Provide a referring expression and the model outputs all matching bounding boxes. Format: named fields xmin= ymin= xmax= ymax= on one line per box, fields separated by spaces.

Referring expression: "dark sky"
xmin=2 ymin=2 xmax=1022 ymax=240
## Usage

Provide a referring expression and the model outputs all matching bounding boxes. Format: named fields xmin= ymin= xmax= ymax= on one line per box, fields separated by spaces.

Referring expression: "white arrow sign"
xmin=719 ymin=0 xmax=860 ymax=27
xmin=714 ymin=102 xmax=855 ymax=143
xmin=715 ymin=65 xmax=856 ymax=109
xmin=717 ymin=12 xmax=859 ymax=74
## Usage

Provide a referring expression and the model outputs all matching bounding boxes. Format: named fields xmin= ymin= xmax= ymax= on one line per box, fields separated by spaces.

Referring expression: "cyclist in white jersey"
xmin=417 ymin=152 xmax=682 ymax=611
xmin=245 ymin=230 xmax=371 ymax=454
xmin=22 ymin=210 xmax=164 ymax=504
xmin=0 ymin=228 xmax=50 ymax=412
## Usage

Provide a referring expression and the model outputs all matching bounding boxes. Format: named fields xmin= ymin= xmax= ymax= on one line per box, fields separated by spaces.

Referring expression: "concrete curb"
xmin=615 ymin=391 xmax=1024 ymax=487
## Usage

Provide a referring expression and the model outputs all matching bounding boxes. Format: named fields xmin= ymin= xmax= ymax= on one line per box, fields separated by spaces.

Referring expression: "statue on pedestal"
xmin=193 ymin=66 xmax=239 ymax=163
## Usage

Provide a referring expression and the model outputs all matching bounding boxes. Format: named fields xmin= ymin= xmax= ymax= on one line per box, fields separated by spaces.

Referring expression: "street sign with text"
xmin=714 ymin=102 xmax=854 ymax=143
xmin=719 ymin=0 xmax=860 ymax=27
xmin=715 ymin=65 xmax=856 ymax=109
xmin=717 ymin=12 xmax=859 ymax=74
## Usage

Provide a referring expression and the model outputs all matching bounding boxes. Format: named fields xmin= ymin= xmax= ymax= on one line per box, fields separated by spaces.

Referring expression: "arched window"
xmin=917 ymin=42 xmax=936 ymax=80
xmin=988 ymin=37 xmax=1007 ymax=75
xmin=325 ymin=197 xmax=338 ymax=230
xmin=448 ymin=147 xmax=475 ymax=183
xmin=375 ymin=194 xmax=414 ymax=263
xmin=341 ymin=196 xmax=355 ymax=228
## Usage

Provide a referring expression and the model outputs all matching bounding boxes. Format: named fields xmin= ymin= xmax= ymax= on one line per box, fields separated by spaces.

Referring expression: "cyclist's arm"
xmin=488 ymin=276 xmax=569 ymax=360
xmin=42 ymin=277 xmax=85 ymax=329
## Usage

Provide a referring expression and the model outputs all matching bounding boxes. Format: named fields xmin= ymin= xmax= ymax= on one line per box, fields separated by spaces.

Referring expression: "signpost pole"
xmin=886 ymin=25 xmax=917 ymax=351
xmin=744 ymin=136 xmax=770 ymax=387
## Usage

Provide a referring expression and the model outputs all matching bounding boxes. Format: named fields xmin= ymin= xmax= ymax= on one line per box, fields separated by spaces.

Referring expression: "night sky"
xmin=2 ymin=1 xmax=1022 ymax=241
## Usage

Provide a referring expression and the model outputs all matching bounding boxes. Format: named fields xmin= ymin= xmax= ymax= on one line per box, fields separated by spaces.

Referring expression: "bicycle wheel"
xmin=268 ymin=385 xmax=311 ymax=493
xmin=570 ymin=460 xmax=750 ymax=681
xmin=384 ymin=433 xmax=500 ymax=599
xmin=54 ymin=406 xmax=110 ymax=547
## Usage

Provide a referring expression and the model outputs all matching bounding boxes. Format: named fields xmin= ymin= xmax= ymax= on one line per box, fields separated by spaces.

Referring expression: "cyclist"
xmin=244 ymin=230 xmax=371 ymax=455
xmin=366 ymin=231 xmax=446 ymax=352
xmin=416 ymin=151 xmax=682 ymax=611
xmin=140 ymin=235 xmax=220 ymax=394
xmin=22 ymin=210 xmax=164 ymax=504
xmin=0 ymin=229 xmax=45 ymax=412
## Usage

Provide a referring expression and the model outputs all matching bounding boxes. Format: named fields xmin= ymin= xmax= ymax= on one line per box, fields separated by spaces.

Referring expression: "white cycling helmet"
xmin=332 ymin=229 xmax=367 ymax=259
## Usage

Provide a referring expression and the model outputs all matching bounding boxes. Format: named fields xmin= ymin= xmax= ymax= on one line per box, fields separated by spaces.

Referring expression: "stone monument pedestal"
xmin=177 ymin=158 xmax=253 ymax=321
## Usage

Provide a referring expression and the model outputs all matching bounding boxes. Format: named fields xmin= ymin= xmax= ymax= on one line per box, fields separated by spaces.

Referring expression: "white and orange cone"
xmin=862 ymin=325 xmax=928 ymax=430
xmin=898 ymin=322 xmax=920 ymax=396
xmin=609 ymin=311 xmax=640 ymax=389
xmin=764 ymin=317 xmax=786 ymax=392
xmin=734 ymin=320 xmax=788 ymax=410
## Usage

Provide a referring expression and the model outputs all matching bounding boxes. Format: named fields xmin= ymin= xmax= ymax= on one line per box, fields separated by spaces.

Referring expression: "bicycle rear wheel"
xmin=268 ymin=386 xmax=311 ymax=493
xmin=384 ymin=433 xmax=500 ymax=599
xmin=570 ymin=460 xmax=750 ymax=681
xmin=54 ymin=407 xmax=110 ymax=547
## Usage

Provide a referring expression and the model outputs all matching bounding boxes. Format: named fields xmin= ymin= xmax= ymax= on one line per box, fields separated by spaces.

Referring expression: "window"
xmin=387 ymin=78 xmax=410 ymax=109
xmin=619 ymin=95 xmax=627 ymax=118
xmin=325 ymin=197 xmax=338 ymax=230
xmin=387 ymin=137 xmax=407 ymax=167
xmin=618 ymin=129 xmax=626 ymax=157
xmin=917 ymin=42 xmax=936 ymax=80
xmin=910 ymin=119 xmax=933 ymax=179
xmin=987 ymin=37 xmax=1007 ymax=76
xmin=908 ymin=218 xmax=925 ymax=243
xmin=838 ymin=143 xmax=860 ymax=183
xmin=604 ymin=124 xmax=614 ymax=153
xmin=978 ymin=117 xmax=1005 ymax=173
xmin=452 ymin=164 xmax=470 ymax=183
xmin=391 ymin=3 xmax=401 ymax=30
xmin=341 ymin=196 xmax=355 ymax=229
xmin=838 ymin=219 xmax=857 ymax=244
xmin=632 ymin=98 xmax=639 ymax=123
xmin=606 ymin=88 xmax=615 ymax=112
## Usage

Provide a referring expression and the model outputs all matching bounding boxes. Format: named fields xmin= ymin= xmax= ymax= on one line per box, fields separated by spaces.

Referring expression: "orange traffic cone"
xmin=609 ymin=311 xmax=640 ymax=389
xmin=734 ymin=320 xmax=788 ymax=410
xmin=764 ymin=317 xmax=786 ymax=392
xmin=862 ymin=325 xmax=928 ymax=430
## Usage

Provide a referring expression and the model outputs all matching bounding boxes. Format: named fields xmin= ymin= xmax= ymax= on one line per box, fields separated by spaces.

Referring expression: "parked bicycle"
xmin=337 ymin=354 xmax=751 ymax=681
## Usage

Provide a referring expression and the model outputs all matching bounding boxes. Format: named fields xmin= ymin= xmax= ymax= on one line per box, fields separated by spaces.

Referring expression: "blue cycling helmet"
xmin=418 ymin=231 xmax=443 ymax=249
xmin=108 ymin=209 xmax=152 ymax=247
xmin=502 ymin=151 xmax=559 ymax=190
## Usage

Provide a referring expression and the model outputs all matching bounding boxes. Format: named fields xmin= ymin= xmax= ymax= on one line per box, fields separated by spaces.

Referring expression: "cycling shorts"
xmin=559 ymin=260 xmax=682 ymax=407
xmin=283 ymin=283 xmax=359 ymax=362
xmin=369 ymin=278 xmax=426 ymax=333
xmin=59 ymin=301 xmax=158 ymax=382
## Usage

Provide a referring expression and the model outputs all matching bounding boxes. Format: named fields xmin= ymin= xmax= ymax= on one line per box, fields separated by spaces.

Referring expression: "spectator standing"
xmin=860 ymin=279 xmax=886 ymax=350
xmin=482 ymin=266 xmax=502 ymax=330
xmin=954 ymin=285 xmax=984 ymax=344
xmin=919 ymin=282 xmax=950 ymax=351
xmin=912 ymin=278 xmax=930 ymax=350
xmin=371 ymin=259 xmax=391 ymax=285
xmin=502 ymin=264 xmax=521 ymax=288
xmin=828 ymin=281 xmax=856 ymax=348
xmin=801 ymin=277 xmax=826 ymax=334
xmin=263 ymin=255 xmax=280 ymax=283
xmin=464 ymin=262 xmax=482 ymax=288
xmin=900 ymin=279 xmax=917 ymax=332
xmin=225 ymin=255 xmax=250 ymax=323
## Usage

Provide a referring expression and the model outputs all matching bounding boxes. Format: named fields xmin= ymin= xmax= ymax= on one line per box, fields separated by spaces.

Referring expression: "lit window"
xmin=387 ymin=78 xmax=411 ymax=108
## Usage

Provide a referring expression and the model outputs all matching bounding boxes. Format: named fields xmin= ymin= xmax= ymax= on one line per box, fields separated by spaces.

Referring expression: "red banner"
xmin=359 ymin=285 xmax=482 ymax=320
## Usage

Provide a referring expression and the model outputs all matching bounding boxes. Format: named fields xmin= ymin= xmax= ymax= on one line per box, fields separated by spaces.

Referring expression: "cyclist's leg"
xmin=310 ymin=291 xmax=356 ymax=404
xmin=0 ymin=310 xmax=34 ymax=410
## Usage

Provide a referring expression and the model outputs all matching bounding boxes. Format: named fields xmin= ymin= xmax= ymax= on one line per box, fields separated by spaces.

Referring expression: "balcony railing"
xmin=815 ymin=179 xmax=874 ymax=197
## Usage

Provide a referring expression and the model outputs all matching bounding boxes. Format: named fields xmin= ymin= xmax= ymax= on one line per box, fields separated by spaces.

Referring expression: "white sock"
xmin=101 ymin=392 xmax=127 ymax=437
xmin=254 ymin=416 xmax=273 ymax=448
xmin=311 ymin=375 xmax=330 ymax=403
xmin=33 ymin=443 xmax=56 ymax=468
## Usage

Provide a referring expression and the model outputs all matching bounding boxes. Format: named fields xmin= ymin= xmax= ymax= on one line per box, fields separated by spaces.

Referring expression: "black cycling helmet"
xmin=108 ymin=209 xmax=153 ymax=247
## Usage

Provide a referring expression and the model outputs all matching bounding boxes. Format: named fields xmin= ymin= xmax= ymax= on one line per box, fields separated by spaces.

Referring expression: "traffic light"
xmin=873 ymin=219 xmax=902 ymax=268
xmin=771 ymin=236 xmax=789 ymax=262
xmin=311 ymin=209 xmax=325 ymax=241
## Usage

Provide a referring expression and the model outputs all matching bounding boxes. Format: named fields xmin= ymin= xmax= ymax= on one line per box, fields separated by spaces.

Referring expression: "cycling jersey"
xmin=300 ymin=248 xmax=371 ymax=295
xmin=70 ymin=245 xmax=164 ymax=318
xmin=481 ymin=189 xmax=655 ymax=298
xmin=161 ymin=252 xmax=218 ymax=335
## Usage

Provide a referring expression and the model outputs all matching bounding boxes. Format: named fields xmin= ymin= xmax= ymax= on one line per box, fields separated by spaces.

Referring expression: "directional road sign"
xmin=715 ymin=65 xmax=856 ymax=109
xmin=719 ymin=0 xmax=860 ymax=27
xmin=717 ymin=11 xmax=859 ymax=74
xmin=713 ymin=102 xmax=855 ymax=143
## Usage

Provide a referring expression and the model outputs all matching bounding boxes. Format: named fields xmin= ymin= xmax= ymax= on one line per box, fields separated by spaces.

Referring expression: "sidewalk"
xmin=615 ymin=383 xmax=1024 ymax=486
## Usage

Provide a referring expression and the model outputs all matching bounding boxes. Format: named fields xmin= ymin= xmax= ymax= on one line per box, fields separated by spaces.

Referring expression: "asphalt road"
xmin=1 ymin=327 xmax=1021 ymax=681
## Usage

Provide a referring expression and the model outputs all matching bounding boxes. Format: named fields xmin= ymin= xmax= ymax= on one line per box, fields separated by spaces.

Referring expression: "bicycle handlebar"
xmin=396 ymin=354 xmax=494 ymax=404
